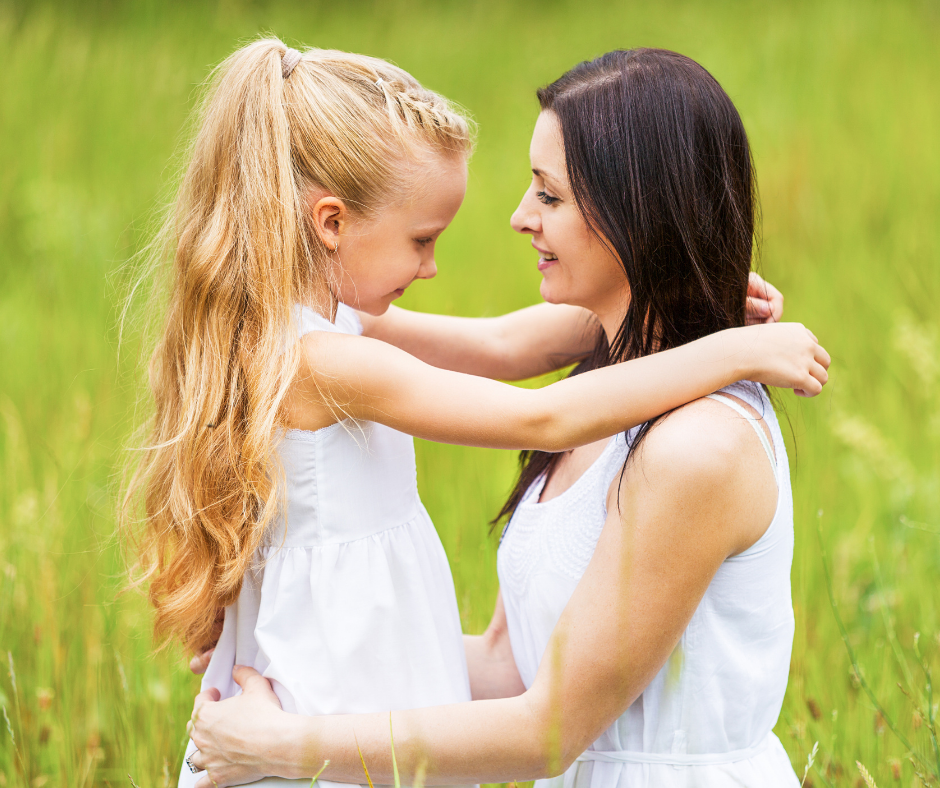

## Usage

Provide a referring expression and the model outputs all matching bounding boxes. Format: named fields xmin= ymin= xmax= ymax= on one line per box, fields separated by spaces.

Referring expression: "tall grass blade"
xmin=390 ymin=713 xmax=401 ymax=788
xmin=817 ymin=518 xmax=932 ymax=774
xmin=856 ymin=760 xmax=879 ymax=788
xmin=309 ymin=759 xmax=330 ymax=787
xmin=801 ymin=741 xmax=818 ymax=787
xmin=356 ymin=739 xmax=375 ymax=788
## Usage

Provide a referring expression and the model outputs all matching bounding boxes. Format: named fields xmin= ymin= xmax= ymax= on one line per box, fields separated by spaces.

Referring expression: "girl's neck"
xmin=302 ymin=285 xmax=338 ymax=322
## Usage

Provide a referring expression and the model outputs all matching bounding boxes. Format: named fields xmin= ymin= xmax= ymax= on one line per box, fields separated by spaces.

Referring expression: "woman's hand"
xmin=737 ymin=322 xmax=830 ymax=396
xmin=464 ymin=592 xmax=527 ymax=700
xmin=189 ymin=608 xmax=224 ymax=675
xmin=745 ymin=272 xmax=784 ymax=324
xmin=190 ymin=648 xmax=214 ymax=675
xmin=188 ymin=666 xmax=290 ymax=788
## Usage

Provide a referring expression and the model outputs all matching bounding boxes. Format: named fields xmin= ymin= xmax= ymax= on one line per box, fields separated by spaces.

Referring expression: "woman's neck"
xmin=592 ymin=291 xmax=661 ymax=358
xmin=593 ymin=293 xmax=629 ymax=348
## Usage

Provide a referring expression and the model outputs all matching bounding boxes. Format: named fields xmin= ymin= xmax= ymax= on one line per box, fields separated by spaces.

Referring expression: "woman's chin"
xmin=538 ymin=278 xmax=568 ymax=306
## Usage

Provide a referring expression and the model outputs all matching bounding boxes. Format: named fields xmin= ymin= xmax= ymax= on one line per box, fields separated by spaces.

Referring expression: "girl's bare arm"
xmin=284 ymin=321 xmax=827 ymax=453
xmin=359 ymin=302 xmax=598 ymax=380
xmin=357 ymin=273 xmax=784 ymax=380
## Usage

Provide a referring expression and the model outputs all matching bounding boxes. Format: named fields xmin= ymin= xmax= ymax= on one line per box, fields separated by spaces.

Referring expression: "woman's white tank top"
xmin=179 ymin=304 xmax=471 ymax=788
xmin=497 ymin=381 xmax=800 ymax=788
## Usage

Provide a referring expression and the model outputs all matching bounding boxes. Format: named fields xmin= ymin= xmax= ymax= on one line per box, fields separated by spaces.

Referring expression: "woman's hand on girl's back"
xmin=190 ymin=648 xmax=214 ymax=676
xmin=189 ymin=667 xmax=289 ymax=787
xmin=737 ymin=322 xmax=830 ymax=396
xmin=188 ymin=608 xmax=225 ymax=675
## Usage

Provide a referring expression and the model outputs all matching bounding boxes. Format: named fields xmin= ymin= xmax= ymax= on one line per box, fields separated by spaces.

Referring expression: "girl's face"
xmin=511 ymin=112 xmax=627 ymax=327
xmin=312 ymin=155 xmax=468 ymax=316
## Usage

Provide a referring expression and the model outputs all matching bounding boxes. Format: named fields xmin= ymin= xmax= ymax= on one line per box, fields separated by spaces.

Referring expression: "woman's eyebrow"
xmin=532 ymin=168 xmax=563 ymax=188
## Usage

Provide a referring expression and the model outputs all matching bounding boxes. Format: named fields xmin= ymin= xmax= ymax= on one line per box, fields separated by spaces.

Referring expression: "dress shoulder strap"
xmin=706 ymin=393 xmax=777 ymax=476
xmin=296 ymin=303 xmax=363 ymax=339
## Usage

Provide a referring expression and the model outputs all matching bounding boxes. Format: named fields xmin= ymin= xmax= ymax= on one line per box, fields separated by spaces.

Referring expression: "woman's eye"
xmin=536 ymin=190 xmax=559 ymax=206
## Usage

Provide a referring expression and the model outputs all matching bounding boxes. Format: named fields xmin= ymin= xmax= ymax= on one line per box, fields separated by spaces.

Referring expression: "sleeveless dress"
xmin=497 ymin=381 xmax=800 ymax=788
xmin=179 ymin=304 xmax=472 ymax=788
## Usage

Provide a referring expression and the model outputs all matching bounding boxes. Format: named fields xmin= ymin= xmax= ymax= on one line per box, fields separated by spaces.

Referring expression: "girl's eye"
xmin=536 ymin=190 xmax=560 ymax=206
xmin=415 ymin=237 xmax=433 ymax=246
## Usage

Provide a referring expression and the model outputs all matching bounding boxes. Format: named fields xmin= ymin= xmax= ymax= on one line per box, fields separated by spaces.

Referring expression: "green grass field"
xmin=1 ymin=0 xmax=938 ymax=785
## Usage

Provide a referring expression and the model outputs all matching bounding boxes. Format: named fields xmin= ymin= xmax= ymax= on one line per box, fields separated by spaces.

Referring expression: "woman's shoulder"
xmin=615 ymin=393 xmax=777 ymax=513
xmin=632 ymin=397 xmax=759 ymax=474
xmin=612 ymin=391 xmax=779 ymax=553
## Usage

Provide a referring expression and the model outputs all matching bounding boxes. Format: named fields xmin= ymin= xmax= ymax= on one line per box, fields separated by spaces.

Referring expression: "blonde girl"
xmin=123 ymin=38 xmax=827 ymax=787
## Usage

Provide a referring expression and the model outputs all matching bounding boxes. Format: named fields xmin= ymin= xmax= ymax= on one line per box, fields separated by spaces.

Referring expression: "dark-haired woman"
xmin=186 ymin=49 xmax=820 ymax=788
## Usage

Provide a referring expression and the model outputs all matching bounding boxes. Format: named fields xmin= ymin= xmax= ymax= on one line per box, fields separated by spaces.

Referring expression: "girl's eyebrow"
xmin=412 ymin=224 xmax=447 ymax=236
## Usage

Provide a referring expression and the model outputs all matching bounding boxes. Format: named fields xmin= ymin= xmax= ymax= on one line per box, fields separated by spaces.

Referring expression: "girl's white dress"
xmin=497 ymin=382 xmax=800 ymax=788
xmin=179 ymin=304 xmax=472 ymax=788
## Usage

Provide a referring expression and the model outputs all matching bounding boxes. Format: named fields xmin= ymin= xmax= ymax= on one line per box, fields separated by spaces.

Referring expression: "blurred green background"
xmin=1 ymin=0 xmax=939 ymax=785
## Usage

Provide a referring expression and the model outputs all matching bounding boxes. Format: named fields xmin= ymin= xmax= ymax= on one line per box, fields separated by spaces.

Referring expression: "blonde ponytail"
xmin=124 ymin=38 xmax=472 ymax=651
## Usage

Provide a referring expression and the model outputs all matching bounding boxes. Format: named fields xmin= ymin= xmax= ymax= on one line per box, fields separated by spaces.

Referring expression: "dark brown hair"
xmin=495 ymin=48 xmax=758 ymax=525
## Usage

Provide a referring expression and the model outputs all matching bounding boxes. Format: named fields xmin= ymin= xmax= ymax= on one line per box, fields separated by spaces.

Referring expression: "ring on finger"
xmin=185 ymin=751 xmax=201 ymax=774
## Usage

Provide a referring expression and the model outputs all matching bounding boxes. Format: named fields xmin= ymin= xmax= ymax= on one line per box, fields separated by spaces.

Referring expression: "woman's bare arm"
xmin=463 ymin=591 xmax=526 ymax=701
xmin=188 ymin=398 xmax=780 ymax=787
xmin=283 ymin=321 xmax=827 ymax=453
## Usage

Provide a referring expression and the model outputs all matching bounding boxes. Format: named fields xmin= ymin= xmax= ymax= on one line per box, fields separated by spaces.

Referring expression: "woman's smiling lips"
xmin=533 ymin=244 xmax=559 ymax=272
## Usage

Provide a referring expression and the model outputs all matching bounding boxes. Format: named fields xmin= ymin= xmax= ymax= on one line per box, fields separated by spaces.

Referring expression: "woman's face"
xmin=511 ymin=111 xmax=628 ymax=325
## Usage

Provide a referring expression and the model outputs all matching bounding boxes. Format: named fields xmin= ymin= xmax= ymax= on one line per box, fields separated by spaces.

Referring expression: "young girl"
xmin=124 ymin=39 xmax=827 ymax=787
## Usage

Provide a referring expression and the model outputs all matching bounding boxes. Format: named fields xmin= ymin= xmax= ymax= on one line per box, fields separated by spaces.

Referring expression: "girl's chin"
xmin=356 ymin=299 xmax=391 ymax=317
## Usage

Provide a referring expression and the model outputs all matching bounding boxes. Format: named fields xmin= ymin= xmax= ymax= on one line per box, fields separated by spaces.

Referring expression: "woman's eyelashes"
xmin=536 ymin=190 xmax=560 ymax=205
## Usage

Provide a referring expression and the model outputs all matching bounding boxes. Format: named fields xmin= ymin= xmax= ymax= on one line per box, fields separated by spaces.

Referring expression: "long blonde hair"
xmin=124 ymin=37 xmax=472 ymax=651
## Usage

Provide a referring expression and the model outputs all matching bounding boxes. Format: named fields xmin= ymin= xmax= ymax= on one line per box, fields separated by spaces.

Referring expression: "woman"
xmin=187 ymin=48 xmax=819 ymax=788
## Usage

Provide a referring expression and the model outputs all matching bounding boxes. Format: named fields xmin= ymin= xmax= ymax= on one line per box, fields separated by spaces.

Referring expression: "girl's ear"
xmin=306 ymin=191 xmax=348 ymax=251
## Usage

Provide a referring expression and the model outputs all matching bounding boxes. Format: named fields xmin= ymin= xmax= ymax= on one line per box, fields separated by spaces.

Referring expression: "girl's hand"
xmin=745 ymin=272 xmax=784 ymax=325
xmin=188 ymin=666 xmax=289 ymax=788
xmin=739 ymin=322 xmax=830 ymax=396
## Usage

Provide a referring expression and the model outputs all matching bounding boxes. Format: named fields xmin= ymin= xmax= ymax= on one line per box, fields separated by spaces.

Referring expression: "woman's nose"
xmin=510 ymin=192 xmax=539 ymax=235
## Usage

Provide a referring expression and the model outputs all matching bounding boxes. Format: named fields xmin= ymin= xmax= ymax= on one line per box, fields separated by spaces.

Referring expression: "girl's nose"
xmin=417 ymin=256 xmax=437 ymax=280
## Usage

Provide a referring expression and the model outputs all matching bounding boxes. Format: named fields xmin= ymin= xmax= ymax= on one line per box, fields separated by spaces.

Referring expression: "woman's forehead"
xmin=530 ymin=112 xmax=566 ymax=186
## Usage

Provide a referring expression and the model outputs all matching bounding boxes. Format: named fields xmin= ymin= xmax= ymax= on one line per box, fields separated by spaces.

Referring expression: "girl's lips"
xmin=537 ymin=257 xmax=558 ymax=272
